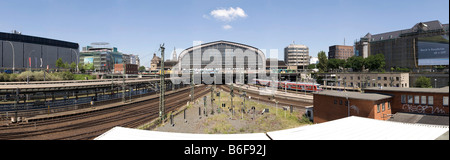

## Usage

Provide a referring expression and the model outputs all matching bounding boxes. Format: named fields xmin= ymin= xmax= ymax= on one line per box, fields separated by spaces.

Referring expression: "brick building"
xmin=114 ymin=64 xmax=138 ymax=74
xmin=364 ymin=87 xmax=449 ymax=115
xmin=313 ymin=90 xmax=392 ymax=123
xmin=328 ymin=45 xmax=354 ymax=60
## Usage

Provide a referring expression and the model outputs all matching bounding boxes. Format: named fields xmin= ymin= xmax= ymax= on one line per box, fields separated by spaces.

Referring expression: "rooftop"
xmin=96 ymin=116 xmax=449 ymax=140
xmin=364 ymin=86 xmax=449 ymax=94
xmin=314 ymin=90 xmax=392 ymax=101
xmin=364 ymin=20 xmax=449 ymax=42
xmin=267 ymin=116 xmax=449 ymax=140
xmin=388 ymin=112 xmax=449 ymax=126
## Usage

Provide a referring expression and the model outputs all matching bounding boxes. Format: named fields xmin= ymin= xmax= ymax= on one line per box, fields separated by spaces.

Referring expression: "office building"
xmin=284 ymin=44 xmax=309 ymax=71
xmin=354 ymin=20 xmax=449 ymax=71
xmin=328 ymin=45 xmax=354 ymax=60
xmin=79 ymin=44 xmax=123 ymax=73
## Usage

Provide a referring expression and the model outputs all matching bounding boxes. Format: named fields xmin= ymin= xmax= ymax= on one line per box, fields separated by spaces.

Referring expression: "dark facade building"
xmin=1 ymin=31 xmax=79 ymax=72
xmin=354 ymin=20 xmax=449 ymax=71
xmin=328 ymin=45 xmax=354 ymax=60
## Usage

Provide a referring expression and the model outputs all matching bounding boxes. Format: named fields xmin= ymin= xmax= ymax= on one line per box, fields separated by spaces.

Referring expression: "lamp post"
xmin=26 ymin=50 xmax=35 ymax=84
xmin=434 ymin=79 xmax=437 ymax=88
xmin=71 ymin=49 xmax=79 ymax=73
xmin=346 ymin=94 xmax=350 ymax=117
xmin=5 ymin=41 xmax=15 ymax=73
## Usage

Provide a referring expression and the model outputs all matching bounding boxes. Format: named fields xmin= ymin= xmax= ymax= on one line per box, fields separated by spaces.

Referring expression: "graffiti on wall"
xmin=402 ymin=104 xmax=447 ymax=114
xmin=350 ymin=105 xmax=360 ymax=115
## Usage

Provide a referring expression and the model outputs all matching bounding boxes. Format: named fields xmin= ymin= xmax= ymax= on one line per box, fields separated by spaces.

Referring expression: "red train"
xmin=253 ymin=79 xmax=323 ymax=92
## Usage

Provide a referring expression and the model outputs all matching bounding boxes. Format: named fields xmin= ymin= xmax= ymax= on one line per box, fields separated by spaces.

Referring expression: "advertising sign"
xmin=417 ymin=35 xmax=449 ymax=66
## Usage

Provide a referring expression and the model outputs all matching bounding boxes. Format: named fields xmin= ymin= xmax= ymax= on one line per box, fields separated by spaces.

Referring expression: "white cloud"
xmin=210 ymin=7 xmax=247 ymax=22
xmin=223 ymin=25 xmax=232 ymax=30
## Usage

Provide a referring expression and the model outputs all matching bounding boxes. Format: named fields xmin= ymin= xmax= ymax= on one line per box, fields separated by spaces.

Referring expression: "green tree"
xmin=70 ymin=62 xmax=77 ymax=72
xmin=55 ymin=58 xmax=64 ymax=71
xmin=415 ymin=76 xmax=432 ymax=88
xmin=139 ymin=66 xmax=146 ymax=73
xmin=346 ymin=56 xmax=365 ymax=72
xmin=307 ymin=64 xmax=317 ymax=69
xmin=317 ymin=51 xmax=328 ymax=72
xmin=365 ymin=54 xmax=385 ymax=72
xmin=327 ymin=59 xmax=346 ymax=71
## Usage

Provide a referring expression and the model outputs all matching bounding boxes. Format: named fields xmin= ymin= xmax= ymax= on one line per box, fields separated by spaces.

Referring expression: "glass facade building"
xmin=79 ymin=46 xmax=123 ymax=73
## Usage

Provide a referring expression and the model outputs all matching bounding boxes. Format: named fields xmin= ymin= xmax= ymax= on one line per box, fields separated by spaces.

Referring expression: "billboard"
xmin=417 ymin=35 xmax=449 ymax=66
xmin=84 ymin=57 xmax=94 ymax=64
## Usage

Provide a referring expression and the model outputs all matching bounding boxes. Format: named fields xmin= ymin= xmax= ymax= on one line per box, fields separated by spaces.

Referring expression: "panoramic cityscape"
xmin=0 ymin=0 xmax=448 ymax=145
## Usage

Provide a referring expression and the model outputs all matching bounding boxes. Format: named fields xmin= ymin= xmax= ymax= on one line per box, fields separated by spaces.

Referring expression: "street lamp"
xmin=71 ymin=49 xmax=79 ymax=73
xmin=5 ymin=41 xmax=15 ymax=73
xmin=26 ymin=50 xmax=35 ymax=84
xmin=346 ymin=94 xmax=350 ymax=117
xmin=434 ymin=79 xmax=437 ymax=88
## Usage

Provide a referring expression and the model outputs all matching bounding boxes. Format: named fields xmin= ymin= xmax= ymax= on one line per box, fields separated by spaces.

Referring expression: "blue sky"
xmin=1 ymin=0 xmax=449 ymax=67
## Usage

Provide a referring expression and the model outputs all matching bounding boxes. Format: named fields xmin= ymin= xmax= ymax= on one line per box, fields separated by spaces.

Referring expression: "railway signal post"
xmin=159 ymin=44 xmax=166 ymax=121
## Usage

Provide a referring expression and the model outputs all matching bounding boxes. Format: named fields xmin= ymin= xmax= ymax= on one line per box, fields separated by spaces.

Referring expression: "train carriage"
xmin=253 ymin=79 xmax=322 ymax=92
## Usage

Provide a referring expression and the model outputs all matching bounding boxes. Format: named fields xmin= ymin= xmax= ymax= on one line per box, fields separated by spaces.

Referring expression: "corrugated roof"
xmin=388 ymin=112 xmax=449 ymax=126
xmin=266 ymin=116 xmax=449 ymax=140
xmin=95 ymin=127 xmax=270 ymax=140
xmin=314 ymin=90 xmax=392 ymax=101
xmin=364 ymin=86 xmax=449 ymax=94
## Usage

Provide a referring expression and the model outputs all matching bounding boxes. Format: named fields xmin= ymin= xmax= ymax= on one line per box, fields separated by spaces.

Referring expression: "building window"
xmin=401 ymin=95 xmax=406 ymax=103
xmin=339 ymin=100 xmax=343 ymax=105
xmin=444 ymin=96 xmax=448 ymax=106
xmin=382 ymin=103 xmax=385 ymax=111
xmin=377 ymin=104 xmax=380 ymax=113
xmin=428 ymin=96 xmax=434 ymax=105
xmin=388 ymin=101 xmax=391 ymax=110
xmin=408 ymin=95 xmax=413 ymax=104
xmin=334 ymin=99 xmax=337 ymax=104
xmin=421 ymin=96 xmax=427 ymax=105
xmin=414 ymin=96 xmax=420 ymax=104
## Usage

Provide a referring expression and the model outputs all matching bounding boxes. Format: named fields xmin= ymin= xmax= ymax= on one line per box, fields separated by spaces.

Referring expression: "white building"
xmin=309 ymin=56 xmax=319 ymax=64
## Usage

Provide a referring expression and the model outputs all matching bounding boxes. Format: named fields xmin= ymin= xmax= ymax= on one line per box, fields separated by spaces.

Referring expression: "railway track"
xmin=0 ymin=85 xmax=210 ymax=140
xmin=217 ymin=85 xmax=312 ymax=110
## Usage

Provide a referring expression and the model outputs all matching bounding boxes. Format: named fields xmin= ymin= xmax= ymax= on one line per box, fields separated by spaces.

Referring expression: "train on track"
xmin=253 ymin=79 xmax=323 ymax=92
